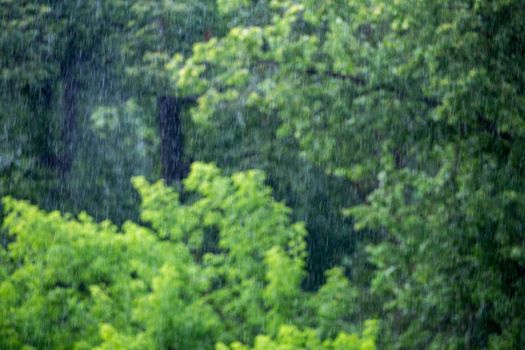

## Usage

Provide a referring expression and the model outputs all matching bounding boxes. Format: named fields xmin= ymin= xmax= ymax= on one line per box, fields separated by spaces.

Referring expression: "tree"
xmin=173 ymin=0 xmax=525 ymax=347
xmin=0 ymin=163 xmax=375 ymax=349
xmin=170 ymin=0 xmax=359 ymax=289
xmin=122 ymin=0 xmax=219 ymax=185
xmin=0 ymin=0 xmax=152 ymax=221
xmin=0 ymin=0 xmax=217 ymax=222
xmin=0 ymin=1 xmax=355 ymax=289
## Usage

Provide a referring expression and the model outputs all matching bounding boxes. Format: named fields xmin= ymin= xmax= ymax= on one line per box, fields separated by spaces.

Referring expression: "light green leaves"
xmin=1 ymin=163 xmax=374 ymax=349
xmin=217 ymin=320 xmax=378 ymax=350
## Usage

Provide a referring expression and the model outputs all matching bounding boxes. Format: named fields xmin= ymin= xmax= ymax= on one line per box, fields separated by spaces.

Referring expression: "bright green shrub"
xmin=216 ymin=320 xmax=378 ymax=350
xmin=0 ymin=162 xmax=375 ymax=349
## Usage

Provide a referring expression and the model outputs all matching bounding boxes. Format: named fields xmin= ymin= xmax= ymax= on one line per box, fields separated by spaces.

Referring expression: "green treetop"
xmin=172 ymin=0 xmax=525 ymax=348
xmin=1 ymin=162 xmax=375 ymax=350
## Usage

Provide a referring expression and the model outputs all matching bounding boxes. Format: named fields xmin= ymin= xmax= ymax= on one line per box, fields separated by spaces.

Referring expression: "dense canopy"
xmin=1 ymin=0 xmax=524 ymax=349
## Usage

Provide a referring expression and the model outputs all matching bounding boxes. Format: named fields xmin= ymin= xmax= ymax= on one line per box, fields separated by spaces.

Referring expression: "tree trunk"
xmin=29 ymin=82 xmax=57 ymax=169
xmin=158 ymin=95 xmax=191 ymax=184
xmin=58 ymin=72 xmax=78 ymax=175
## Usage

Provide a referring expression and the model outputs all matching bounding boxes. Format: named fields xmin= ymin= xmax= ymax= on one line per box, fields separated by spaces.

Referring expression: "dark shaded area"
xmin=158 ymin=96 xmax=195 ymax=184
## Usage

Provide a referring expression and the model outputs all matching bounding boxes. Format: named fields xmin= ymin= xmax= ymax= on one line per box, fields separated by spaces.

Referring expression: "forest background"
xmin=1 ymin=0 xmax=524 ymax=349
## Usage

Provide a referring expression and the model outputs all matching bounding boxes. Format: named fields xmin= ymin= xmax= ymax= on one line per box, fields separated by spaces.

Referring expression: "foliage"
xmin=0 ymin=0 xmax=155 ymax=222
xmin=0 ymin=0 xmax=356 ymax=289
xmin=174 ymin=0 xmax=525 ymax=348
xmin=0 ymin=0 xmax=220 ymax=223
xmin=216 ymin=320 xmax=378 ymax=350
xmin=2 ymin=0 xmax=525 ymax=348
xmin=0 ymin=163 xmax=373 ymax=350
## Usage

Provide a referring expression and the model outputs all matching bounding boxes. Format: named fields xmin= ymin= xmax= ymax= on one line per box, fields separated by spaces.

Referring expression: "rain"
xmin=0 ymin=0 xmax=524 ymax=349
